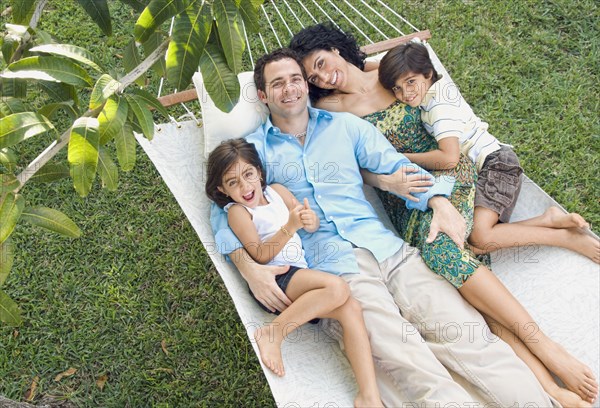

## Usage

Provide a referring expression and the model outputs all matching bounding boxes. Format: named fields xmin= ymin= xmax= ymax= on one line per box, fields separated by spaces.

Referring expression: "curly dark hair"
xmin=205 ymin=138 xmax=267 ymax=208
xmin=289 ymin=23 xmax=366 ymax=103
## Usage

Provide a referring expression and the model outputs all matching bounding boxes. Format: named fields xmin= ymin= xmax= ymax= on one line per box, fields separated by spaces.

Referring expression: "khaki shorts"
xmin=475 ymin=145 xmax=523 ymax=223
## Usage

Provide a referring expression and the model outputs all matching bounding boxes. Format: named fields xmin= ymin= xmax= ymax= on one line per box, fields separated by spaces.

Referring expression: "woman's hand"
xmin=299 ymin=198 xmax=320 ymax=233
xmin=231 ymin=248 xmax=292 ymax=312
xmin=378 ymin=166 xmax=434 ymax=202
xmin=426 ymin=196 xmax=467 ymax=249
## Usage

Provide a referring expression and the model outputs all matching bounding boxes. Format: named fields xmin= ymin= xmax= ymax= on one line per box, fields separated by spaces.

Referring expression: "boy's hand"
xmin=299 ymin=198 xmax=319 ymax=233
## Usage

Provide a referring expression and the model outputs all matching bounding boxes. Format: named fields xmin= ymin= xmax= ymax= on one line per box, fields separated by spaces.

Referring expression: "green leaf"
xmin=30 ymin=44 xmax=103 ymax=72
xmin=238 ymin=0 xmax=261 ymax=33
xmin=21 ymin=207 xmax=82 ymax=238
xmin=28 ymin=163 xmax=70 ymax=184
xmin=114 ymin=123 xmax=136 ymax=171
xmin=119 ymin=0 xmax=148 ymax=12
xmin=143 ymin=32 xmax=167 ymax=77
xmin=0 ymin=112 xmax=54 ymax=150
xmin=166 ymin=2 xmax=212 ymax=90
xmin=89 ymin=74 xmax=121 ymax=110
xmin=38 ymin=102 xmax=79 ymax=120
xmin=125 ymin=95 xmax=155 ymax=140
xmin=0 ymin=174 xmax=20 ymax=194
xmin=0 ymin=78 xmax=27 ymax=98
xmin=123 ymin=40 xmax=145 ymax=87
xmin=4 ymin=56 xmax=94 ymax=87
xmin=199 ymin=41 xmax=240 ymax=112
xmin=129 ymin=88 xmax=169 ymax=119
xmin=0 ymin=239 xmax=14 ymax=287
xmin=38 ymin=81 xmax=79 ymax=105
xmin=1 ymin=37 xmax=19 ymax=64
xmin=135 ymin=0 xmax=197 ymax=43
xmin=0 ymin=149 xmax=18 ymax=173
xmin=68 ymin=118 xmax=100 ymax=197
xmin=9 ymin=0 xmax=37 ymax=25
xmin=0 ymin=97 xmax=27 ymax=118
xmin=0 ymin=289 xmax=22 ymax=326
xmin=98 ymin=147 xmax=119 ymax=190
xmin=213 ymin=0 xmax=244 ymax=74
xmin=75 ymin=0 xmax=112 ymax=36
xmin=0 ymin=192 xmax=24 ymax=244
xmin=99 ymin=96 xmax=128 ymax=145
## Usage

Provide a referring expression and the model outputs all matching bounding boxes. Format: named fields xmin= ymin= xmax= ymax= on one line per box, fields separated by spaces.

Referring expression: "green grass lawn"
xmin=1 ymin=0 xmax=598 ymax=406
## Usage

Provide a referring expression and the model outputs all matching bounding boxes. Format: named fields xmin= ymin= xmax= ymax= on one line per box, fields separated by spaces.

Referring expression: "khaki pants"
xmin=321 ymin=246 xmax=554 ymax=407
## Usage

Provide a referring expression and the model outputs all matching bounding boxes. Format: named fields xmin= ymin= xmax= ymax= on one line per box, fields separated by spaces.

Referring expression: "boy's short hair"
xmin=253 ymin=48 xmax=307 ymax=93
xmin=379 ymin=42 xmax=440 ymax=90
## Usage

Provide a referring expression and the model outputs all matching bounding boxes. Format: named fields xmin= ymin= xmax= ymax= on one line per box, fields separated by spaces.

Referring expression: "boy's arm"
xmin=404 ymin=137 xmax=461 ymax=171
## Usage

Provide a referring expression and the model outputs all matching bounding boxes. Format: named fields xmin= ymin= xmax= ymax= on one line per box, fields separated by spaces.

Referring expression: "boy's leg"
xmin=384 ymin=244 xmax=555 ymax=406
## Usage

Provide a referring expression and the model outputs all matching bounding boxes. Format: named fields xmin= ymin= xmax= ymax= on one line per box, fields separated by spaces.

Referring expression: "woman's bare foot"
xmin=542 ymin=207 xmax=589 ymax=229
xmin=533 ymin=337 xmax=598 ymax=403
xmin=564 ymin=228 xmax=600 ymax=264
xmin=254 ymin=325 xmax=285 ymax=377
xmin=354 ymin=392 xmax=384 ymax=408
xmin=547 ymin=383 xmax=592 ymax=408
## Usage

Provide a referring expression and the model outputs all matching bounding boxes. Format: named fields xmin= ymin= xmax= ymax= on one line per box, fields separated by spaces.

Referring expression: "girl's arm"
xmin=271 ymin=184 xmax=320 ymax=233
xmin=404 ymin=137 xmax=461 ymax=171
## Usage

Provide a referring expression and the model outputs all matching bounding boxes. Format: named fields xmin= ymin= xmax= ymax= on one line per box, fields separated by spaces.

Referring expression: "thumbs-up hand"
xmin=286 ymin=197 xmax=305 ymax=232
xmin=299 ymin=198 xmax=320 ymax=233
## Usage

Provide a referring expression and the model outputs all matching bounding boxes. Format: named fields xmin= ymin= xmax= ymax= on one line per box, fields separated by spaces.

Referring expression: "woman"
xmin=290 ymin=23 xmax=597 ymax=406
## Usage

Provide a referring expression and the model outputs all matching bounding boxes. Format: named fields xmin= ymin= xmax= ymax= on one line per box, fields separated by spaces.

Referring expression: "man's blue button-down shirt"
xmin=210 ymin=107 xmax=455 ymax=275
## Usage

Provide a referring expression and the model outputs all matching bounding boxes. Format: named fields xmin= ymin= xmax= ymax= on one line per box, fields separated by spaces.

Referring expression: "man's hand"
xmin=299 ymin=198 xmax=319 ymax=232
xmin=426 ymin=196 xmax=466 ymax=249
xmin=379 ymin=165 xmax=433 ymax=202
xmin=231 ymin=248 xmax=292 ymax=312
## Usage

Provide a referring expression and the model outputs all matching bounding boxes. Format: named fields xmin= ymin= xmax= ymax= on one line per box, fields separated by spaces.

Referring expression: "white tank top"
xmin=225 ymin=186 xmax=308 ymax=268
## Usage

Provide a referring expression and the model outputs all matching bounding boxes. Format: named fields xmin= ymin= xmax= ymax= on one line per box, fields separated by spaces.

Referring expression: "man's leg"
xmin=328 ymin=247 xmax=473 ymax=406
xmin=384 ymin=244 xmax=555 ymax=407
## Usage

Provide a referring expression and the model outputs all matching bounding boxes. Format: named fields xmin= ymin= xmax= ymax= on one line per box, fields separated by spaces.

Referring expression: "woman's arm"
xmin=404 ymin=137 xmax=461 ymax=171
xmin=228 ymin=204 xmax=301 ymax=265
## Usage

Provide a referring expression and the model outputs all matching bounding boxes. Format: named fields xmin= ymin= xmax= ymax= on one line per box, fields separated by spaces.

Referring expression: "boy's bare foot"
xmin=254 ymin=325 xmax=285 ymax=377
xmin=533 ymin=338 xmax=598 ymax=403
xmin=354 ymin=392 xmax=384 ymax=408
xmin=547 ymin=383 xmax=592 ymax=408
xmin=564 ymin=228 xmax=600 ymax=264
xmin=543 ymin=207 xmax=589 ymax=229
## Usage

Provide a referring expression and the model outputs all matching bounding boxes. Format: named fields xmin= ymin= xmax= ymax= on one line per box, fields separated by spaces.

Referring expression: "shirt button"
xmin=329 ymin=216 xmax=334 ymax=220
xmin=317 ymin=195 xmax=322 ymax=199
xmin=341 ymin=229 xmax=345 ymax=234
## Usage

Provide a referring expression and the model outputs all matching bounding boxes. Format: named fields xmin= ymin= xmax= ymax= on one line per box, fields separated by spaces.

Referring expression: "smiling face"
xmin=391 ymin=71 xmax=433 ymax=107
xmin=302 ymin=48 xmax=347 ymax=90
xmin=257 ymin=57 xmax=309 ymax=120
xmin=217 ymin=159 xmax=267 ymax=209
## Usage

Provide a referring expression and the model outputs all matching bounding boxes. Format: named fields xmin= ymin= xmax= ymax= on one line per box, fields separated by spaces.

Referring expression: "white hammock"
xmin=136 ymin=2 xmax=599 ymax=405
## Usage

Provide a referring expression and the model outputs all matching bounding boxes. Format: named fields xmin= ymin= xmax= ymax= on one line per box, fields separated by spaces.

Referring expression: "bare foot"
xmin=354 ymin=392 xmax=384 ymax=408
xmin=543 ymin=207 xmax=589 ymax=229
xmin=533 ymin=338 xmax=598 ymax=403
xmin=254 ymin=325 xmax=285 ymax=377
xmin=564 ymin=228 xmax=600 ymax=264
xmin=547 ymin=382 xmax=592 ymax=408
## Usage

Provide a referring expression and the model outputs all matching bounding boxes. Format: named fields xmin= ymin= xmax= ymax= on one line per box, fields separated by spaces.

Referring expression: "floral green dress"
xmin=363 ymin=101 xmax=488 ymax=288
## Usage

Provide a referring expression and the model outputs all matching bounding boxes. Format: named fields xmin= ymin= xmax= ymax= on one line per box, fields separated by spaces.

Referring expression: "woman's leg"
xmin=469 ymin=207 xmax=600 ymax=263
xmin=459 ymin=265 xmax=599 ymax=403
xmin=254 ymin=268 xmax=349 ymax=377
xmin=484 ymin=313 xmax=592 ymax=407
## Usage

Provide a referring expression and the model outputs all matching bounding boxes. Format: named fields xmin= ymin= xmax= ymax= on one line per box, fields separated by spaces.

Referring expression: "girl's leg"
xmin=483 ymin=313 xmax=592 ymax=407
xmin=321 ymin=297 xmax=383 ymax=408
xmin=254 ymin=268 xmax=349 ymax=377
xmin=469 ymin=207 xmax=600 ymax=263
xmin=458 ymin=265 xmax=599 ymax=403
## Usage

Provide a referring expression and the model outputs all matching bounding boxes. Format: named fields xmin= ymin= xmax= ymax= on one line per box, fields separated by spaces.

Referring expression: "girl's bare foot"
xmin=547 ymin=382 xmax=593 ymax=408
xmin=354 ymin=392 xmax=384 ymax=408
xmin=254 ymin=325 xmax=285 ymax=377
xmin=564 ymin=228 xmax=600 ymax=264
xmin=543 ymin=207 xmax=589 ymax=229
xmin=534 ymin=338 xmax=598 ymax=403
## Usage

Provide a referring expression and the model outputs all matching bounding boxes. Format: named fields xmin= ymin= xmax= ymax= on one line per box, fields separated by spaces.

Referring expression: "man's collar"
xmin=264 ymin=106 xmax=332 ymax=135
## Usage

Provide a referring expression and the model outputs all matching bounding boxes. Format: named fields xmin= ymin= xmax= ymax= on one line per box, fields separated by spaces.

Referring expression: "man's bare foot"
xmin=547 ymin=382 xmax=592 ymax=408
xmin=543 ymin=207 xmax=589 ymax=229
xmin=564 ymin=228 xmax=600 ymax=264
xmin=354 ymin=392 xmax=384 ymax=408
xmin=533 ymin=338 xmax=598 ymax=403
xmin=254 ymin=325 xmax=285 ymax=377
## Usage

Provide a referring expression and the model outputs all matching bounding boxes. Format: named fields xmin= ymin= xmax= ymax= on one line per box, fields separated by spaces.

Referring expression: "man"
xmin=210 ymin=48 xmax=553 ymax=406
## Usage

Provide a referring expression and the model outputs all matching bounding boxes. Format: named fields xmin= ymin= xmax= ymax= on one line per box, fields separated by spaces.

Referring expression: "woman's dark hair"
xmin=205 ymin=138 xmax=267 ymax=208
xmin=289 ymin=23 xmax=367 ymax=103
xmin=378 ymin=42 xmax=440 ymax=90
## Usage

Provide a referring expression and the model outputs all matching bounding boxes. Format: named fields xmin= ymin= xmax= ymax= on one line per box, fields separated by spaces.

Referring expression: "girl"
xmin=205 ymin=138 xmax=383 ymax=408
